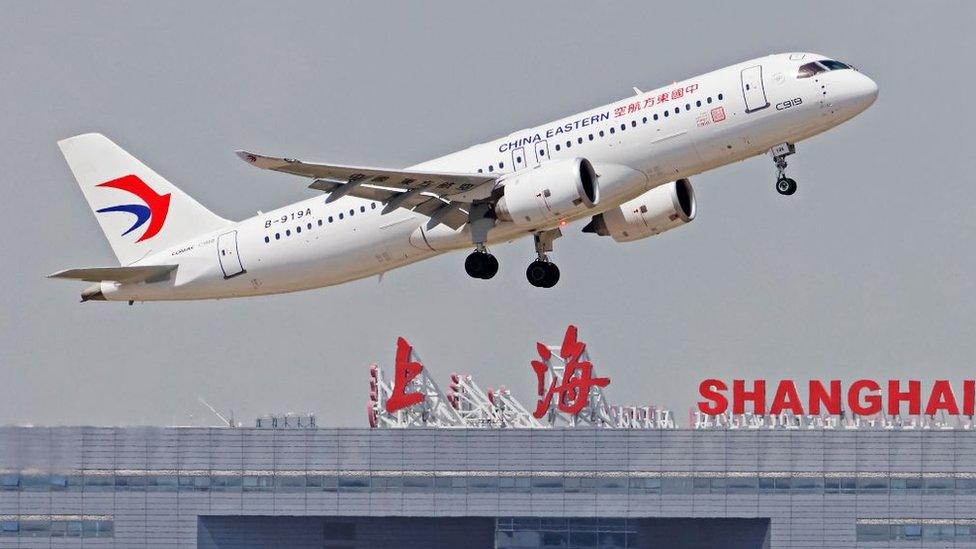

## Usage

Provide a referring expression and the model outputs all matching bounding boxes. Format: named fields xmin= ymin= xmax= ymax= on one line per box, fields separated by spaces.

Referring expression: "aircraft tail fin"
xmin=57 ymin=133 xmax=232 ymax=265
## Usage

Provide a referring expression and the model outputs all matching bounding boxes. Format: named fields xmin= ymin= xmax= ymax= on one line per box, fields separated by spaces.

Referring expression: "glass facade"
xmin=856 ymin=521 xmax=976 ymax=542
xmin=496 ymin=518 xmax=638 ymax=549
xmin=2 ymin=471 xmax=976 ymax=496
xmin=0 ymin=518 xmax=113 ymax=538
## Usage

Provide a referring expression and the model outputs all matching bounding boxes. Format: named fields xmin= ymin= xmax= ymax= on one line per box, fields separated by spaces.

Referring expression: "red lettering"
xmin=733 ymin=379 xmax=766 ymax=415
xmin=698 ymin=379 xmax=728 ymax=414
xmin=924 ymin=380 xmax=960 ymax=416
xmin=532 ymin=326 xmax=610 ymax=418
xmin=849 ymin=379 xmax=882 ymax=415
xmin=966 ymin=380 xmax=975 ymax=416
xmin=769 ymin=380 xmax=803 ymax=415
xmin=809 ymin=380 xmax=842 ymax=415
xmin=385 ymin=337 xmax=425 ymax=413
xmin=887 ymin=380 xmax=921 ymax=416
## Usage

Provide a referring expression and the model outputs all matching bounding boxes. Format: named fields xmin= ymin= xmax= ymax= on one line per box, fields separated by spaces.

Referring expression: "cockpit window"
xmin=819 ymin=59 xmax=850 ymax=71
xmin=797 ymin=59 xmax=853 ymax=78
xmin=797 ymin=61 xmax=826 ymax=79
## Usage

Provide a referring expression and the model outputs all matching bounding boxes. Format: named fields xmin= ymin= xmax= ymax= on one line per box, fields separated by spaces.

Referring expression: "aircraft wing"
xmin=235 ymin=151 xmax=499 ymax=230
xmin=48 ymin=265 xmax=177 ymax=283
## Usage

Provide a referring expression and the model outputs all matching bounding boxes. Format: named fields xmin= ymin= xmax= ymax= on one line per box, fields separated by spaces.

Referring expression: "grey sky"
xmin=2 ymin=2 xmax=974 ymax=427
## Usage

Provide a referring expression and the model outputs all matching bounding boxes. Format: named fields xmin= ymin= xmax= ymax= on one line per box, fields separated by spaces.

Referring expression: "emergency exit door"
xmin=217 ymin=231 xmax=245 ymax=279
xmin=741 ymin=65 xmax=770 ymax=113
xmin=512 ymin=147 xmax=529 ymax=170
xmin=533 ymin=140 xmax=551 ymax=164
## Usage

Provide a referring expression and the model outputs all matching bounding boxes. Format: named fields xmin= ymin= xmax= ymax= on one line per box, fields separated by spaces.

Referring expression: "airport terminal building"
xmin=1 ymin=426 xmax=976 ymax=548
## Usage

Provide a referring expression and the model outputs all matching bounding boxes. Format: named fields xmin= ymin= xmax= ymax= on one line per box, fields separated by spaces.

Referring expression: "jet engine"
xmin=582 ymin=178 xmax=695 ymax=243
xmin=494 ymin=158 xmax=599 ymax=226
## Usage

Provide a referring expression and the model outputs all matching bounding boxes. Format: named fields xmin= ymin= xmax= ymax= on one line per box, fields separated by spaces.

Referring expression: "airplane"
xmin=50 ymin=52 xmax=877 ymax=302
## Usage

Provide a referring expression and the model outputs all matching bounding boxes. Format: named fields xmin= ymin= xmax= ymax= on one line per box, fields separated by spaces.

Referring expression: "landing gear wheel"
xmin=481 ymin=254 xmax=499 ymax=279
xmin=776 ymin=177 xmax=797 ymax=196
xmin=527 ymin=261 xmax=560 ymax=288
xmin=541 ymin=262 xmax=560 ymax=288
xmin=465 ymin=251 xmax=498 ymax=279
xmin=526 ymin=261 xmax=548 ymax=287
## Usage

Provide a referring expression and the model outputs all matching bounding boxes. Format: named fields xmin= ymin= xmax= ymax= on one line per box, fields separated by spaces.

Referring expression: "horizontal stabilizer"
xmin=48 ymin=265 xmax=177 ymax=283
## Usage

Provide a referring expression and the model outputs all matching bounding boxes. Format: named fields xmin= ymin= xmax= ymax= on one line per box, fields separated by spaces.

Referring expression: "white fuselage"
xmin=103 ymin=52 xmax=878 ymax=301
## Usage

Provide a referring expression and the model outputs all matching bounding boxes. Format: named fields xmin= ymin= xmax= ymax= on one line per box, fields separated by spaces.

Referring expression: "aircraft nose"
xmin=850 ymin=71 xmax=879 ymax=111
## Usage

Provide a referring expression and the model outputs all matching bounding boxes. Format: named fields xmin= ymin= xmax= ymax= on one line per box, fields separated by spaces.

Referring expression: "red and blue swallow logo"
xmin=96 ymin=175 xmax=171 ymax=242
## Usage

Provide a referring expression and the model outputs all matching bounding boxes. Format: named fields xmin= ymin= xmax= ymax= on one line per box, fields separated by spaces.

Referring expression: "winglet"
xmin=235 ymin=150 xmax=295 ymax=170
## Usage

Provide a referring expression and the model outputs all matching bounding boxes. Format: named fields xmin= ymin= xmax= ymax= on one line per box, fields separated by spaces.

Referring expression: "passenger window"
xmin=663 ymin=110 xmax=669 ymax=117
xmin=599 ymin=130 xmax=604 ymax=137
xmin=477 ymin=168 xmax=483 ymax=173
xmin=631 ymin=120 xmax=637 ymax=127
xmin=707 ymin=97 xmax=712 ymax=104
xmin=718 ymin=93 xmax=723 ymax=100
xmin=555 ymin=144 xmax=560 ymax=151
xmin=620 ymin=124 xmax=626 ymax=130
xmin=285 ymin=230 xmax=291 ymax=236
xmin=609 ymin=127 xmax=615 ymax=133
xmin=275 ymin=233 xmax=280 ymax=240
xmin=307 ymin=222 xmax=312 ymax=229
xmin=685 ymin=104 xmax=690 ymax=111
xmin=588 ymin=134 xmax=593 ymax=141
xmin=338 ymin=213 xmax=343 ymax=220
xmin=539 ymin=150 xmax=545 ymax=156
xmin=577 ymin=137 xmax=583 ymax=144
xmin=566 ymin=141 xmax=571 ymax=148
xmin=349 ymin=209 xmax=354 ymax=216
xmin=264 ymin=236 xmax=270 ymax=243
xmin=653 ymin=114 xmax=659 ymax=120
xmin=642 ymin=117 xmax=647 ymax=124
xmin=499 ymin=162 xmax=504 ymax=168
xmin=488 ymin=165 xmax=494 ymax=172
xmin=318 ymin=219 xmax=323 ymax=226
xmin=674 ymin=107 xmax=679 ymax=114
xmin=360 ymin=206 xmax=365 ymax=213
xmin=371 ymin=202 xmax=376 ymax=209
xmin=296 ymin=226 xmax=301 ymax=233
xmin=328 ymin=216 xmax=333 ymax=223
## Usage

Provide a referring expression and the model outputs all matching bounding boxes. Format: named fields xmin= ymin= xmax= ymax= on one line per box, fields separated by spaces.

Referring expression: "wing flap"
xmin=48 ymin=265 xmax=177 ymax=283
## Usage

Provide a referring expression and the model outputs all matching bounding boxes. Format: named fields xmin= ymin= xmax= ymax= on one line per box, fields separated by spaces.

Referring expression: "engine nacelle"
xmin=583 ymin=178 xmax=695 ymax=243
xmin=495 ymin=158 xmax=599 ymax=226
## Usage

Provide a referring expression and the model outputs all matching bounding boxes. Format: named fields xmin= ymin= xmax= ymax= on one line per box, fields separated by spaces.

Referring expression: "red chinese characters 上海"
xmin=532 ymin=326 xmax=610 ymax=418
xmin=385 ymin=337 xmax=425 ymax=413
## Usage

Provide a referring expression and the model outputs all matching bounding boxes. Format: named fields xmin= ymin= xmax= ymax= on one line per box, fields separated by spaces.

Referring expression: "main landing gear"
xmin=526 ymin=229 xmax=561 ymax=288
xmin=464 ymin=244 xmax=499 ymax=280
xmin=771 ymin=142 xmax=797 ymax=196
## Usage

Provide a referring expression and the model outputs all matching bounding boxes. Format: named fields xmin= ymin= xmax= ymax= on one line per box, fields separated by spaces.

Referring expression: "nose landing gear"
xmin=771 ymin=142 xmax=797 ymax=196
xmin=776 ymin=177 xmax=797 ymax=196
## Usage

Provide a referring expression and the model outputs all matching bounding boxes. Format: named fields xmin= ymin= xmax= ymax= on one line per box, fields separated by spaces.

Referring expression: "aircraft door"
xmin=217 ymin=230 xmax=245 ymax=279
xmin=741 ymin=65 xmax=770 ymax=113
xmin=512 ymin=147 xmax=529 ymax=171
xmin=533 ymin=140 xmax=551 ymax=164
